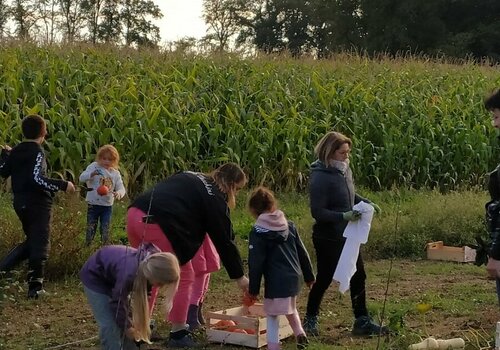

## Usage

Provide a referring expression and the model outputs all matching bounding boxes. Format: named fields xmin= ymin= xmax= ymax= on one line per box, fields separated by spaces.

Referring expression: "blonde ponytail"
xmin=130 ymin=252 xmax=180 ymax=343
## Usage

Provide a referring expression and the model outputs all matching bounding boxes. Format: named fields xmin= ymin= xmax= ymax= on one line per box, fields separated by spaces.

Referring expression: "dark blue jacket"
xmin=248 ymin=221 xmax=314 ymax=298
xmin=309 ymin=160 xmax=368 ymax=240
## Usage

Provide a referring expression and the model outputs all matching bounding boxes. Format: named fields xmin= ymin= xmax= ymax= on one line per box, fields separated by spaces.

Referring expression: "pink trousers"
xmin=190 ymin=235 xmax=221 ymax=305
xmin=127 ymin=207 xmax=194 ymax=324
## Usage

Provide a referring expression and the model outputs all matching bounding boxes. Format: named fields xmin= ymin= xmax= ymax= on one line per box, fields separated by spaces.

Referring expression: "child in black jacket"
xmin=247 ymin=186 xmax=315 ymax=350
xmin=0 ymin=114 xmax=75 ymax=298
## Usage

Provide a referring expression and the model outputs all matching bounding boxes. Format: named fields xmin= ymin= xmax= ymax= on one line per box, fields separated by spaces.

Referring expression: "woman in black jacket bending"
xmin=127 ymin=163 xmax=248 ymax=348
xmin=303 ymin=131 xmax=387 ymax=337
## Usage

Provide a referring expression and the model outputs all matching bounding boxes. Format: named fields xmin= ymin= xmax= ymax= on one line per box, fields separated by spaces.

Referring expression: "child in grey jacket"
xmin=79 ymin=144 xmax=126 ymax=245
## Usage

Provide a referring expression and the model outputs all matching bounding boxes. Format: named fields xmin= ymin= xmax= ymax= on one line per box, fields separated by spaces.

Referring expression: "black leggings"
xmin=306 ymin=236 xmax=368 ymax=319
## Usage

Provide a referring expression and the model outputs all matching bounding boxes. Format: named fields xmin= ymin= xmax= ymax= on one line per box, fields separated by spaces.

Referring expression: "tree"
xmin=37 ymin=0 xmax=59 ymax=44
xmin=440 ymin=0 xmax=500 ymax=61
xmin=358 ymin=0 xmax=447 ymax=55
xmin=121 ymin=0 xmax=162 ymax=47
xmin=81 ymin=0 xmax=104 ymax=43
xmin=202 ymin=0 xmax=240 ymax=52
xmin=308 ymin=0 xmax=362 ymax=58
xmin=11 ymin=0 xmax=37 ymax=40
xmin=97 ymin=0 xmax=121 ymax=43
xmin=0 ymin=0 xmax=11 ymax=38
xmin=59 ymin=0 xmax=86 ymax=42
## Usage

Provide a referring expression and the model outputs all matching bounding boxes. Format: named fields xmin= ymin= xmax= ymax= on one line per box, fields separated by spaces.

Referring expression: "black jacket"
xmin=248 ymin=221 xmax=314 ymax=298
xmin=309 ymin=160 xmax=368 ymax=240
xmin=130 ymin=171 xmax=244 ymax=279
xmin=0 ymin=142 xmax=68 ymax=203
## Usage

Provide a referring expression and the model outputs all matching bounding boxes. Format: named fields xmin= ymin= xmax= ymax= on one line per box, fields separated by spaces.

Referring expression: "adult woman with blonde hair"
xmin=303 ymin=131 xmax=387 ymax=337
xmin=127 ymin=162 xmax=249 ymax=348
xmin=80 ymin=243 xmax=180 ymax=349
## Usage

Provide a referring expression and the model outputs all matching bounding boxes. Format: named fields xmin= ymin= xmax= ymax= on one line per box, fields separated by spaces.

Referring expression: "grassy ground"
xmin=0 ymin=260 xmax=498 ymax=350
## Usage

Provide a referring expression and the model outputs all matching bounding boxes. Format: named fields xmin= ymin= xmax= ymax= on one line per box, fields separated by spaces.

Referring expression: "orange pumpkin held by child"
xmin=97 ymin=185 xmax=109 ymax=196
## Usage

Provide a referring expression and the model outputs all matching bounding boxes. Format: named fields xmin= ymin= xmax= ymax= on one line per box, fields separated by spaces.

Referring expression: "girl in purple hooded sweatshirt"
xmin=247 ymin=187 xmax=315 ymax=350
xmin=80 ymin=243 xmax=180 ymax=350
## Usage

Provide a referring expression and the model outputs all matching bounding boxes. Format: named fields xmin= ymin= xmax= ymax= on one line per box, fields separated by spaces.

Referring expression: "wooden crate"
xmin=426 ymin=241 xmax=476 ymax=263
xmin=206 ymin=303 xmax=293 ymax=348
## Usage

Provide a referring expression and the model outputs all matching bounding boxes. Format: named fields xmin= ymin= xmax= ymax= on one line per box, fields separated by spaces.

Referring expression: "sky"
xmin=153 ymin=0 xmax=208 ymax=43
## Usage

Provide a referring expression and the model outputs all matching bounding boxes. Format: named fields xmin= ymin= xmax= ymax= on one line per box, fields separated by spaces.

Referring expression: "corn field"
xmin=0 ymin=45 xmax=499 ymax=194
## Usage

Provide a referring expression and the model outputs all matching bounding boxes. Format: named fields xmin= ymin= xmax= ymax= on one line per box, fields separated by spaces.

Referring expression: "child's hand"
xmin=66 ymin=182 xmax=76 ymax=193
xmin=2 ymin=145 xmax=11 ymax=152
xmin=243 ymin=291 xmax=257 ymax=306
xmin=235 ymin=276 xmax=249 ymax=292
xmin=113 ymin=191 xmax=124 ymax=200
xmin=306 ymin=280 xmax=315 ymax=289
xmin=90 ymin=170 xmax=100 ymax=177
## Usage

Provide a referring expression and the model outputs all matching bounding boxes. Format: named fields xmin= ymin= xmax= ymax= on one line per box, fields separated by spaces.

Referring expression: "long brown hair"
xmin=130 ymin=252 xmax=180 ymax=343
xmin=314 ymin=131 xmax=352 ymax=164
xmin=210 ymin=163 xmax=247 ymax=209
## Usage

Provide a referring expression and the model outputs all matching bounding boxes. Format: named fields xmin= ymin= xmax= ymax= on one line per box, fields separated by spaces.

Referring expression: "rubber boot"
xmin=0 ymin=242 xmax=29 ymax=273
xmin=187 ymin=304 xmax=201 ymax=331
xmin=198 ymin=302 xmax=205 ymax=325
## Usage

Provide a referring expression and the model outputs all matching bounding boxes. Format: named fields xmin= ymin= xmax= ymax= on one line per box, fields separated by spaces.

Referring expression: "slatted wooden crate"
xmin=426 ymin=241 xmax=476 ymax=263
xmin=206 ymin=303 xmax=293 ymax=348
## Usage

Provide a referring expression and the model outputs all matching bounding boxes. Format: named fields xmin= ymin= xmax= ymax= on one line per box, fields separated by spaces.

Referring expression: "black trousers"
xmin=0 ymin=197 xmax=51 ymax=285
xmin=306 ymin=235 xmax=368 ymax=319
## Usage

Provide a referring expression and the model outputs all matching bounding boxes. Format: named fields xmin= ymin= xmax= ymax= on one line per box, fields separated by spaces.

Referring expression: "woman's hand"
xmin=235 ymin=276 xmax=249 ymax=292
xmin=370 ymin=202 xmax=382 ymax=214
xmin=343 ymin=210 xmax=361 ymax=221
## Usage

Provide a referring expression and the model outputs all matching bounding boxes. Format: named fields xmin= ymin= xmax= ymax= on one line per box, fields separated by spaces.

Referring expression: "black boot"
xmin=198 ymin=302 xmax=205 ymax=325
xmin=27 ymin=259 xmax=46 ymax=299
xmin=27 ymin=280 xmax=45 ymax=299
xmin=187 ymin=304 xmax=201 ymax=331
xmin=0 ymin=242 xmax=29 ymax=273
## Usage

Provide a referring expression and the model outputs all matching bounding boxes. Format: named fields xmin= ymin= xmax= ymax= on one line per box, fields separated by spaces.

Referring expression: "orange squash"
xmin=213 ymin=320 xmax=237 ymax=330
xmin=231 ymin=328 xmax=248 ymax=334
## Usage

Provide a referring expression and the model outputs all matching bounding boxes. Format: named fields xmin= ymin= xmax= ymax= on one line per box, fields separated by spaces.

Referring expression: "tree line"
xmin=1 ymin=0 xmax=499 ymax=62
xmin=207 ymin=0 xmax=500 ymax=61
xmin=0 ymin=0 xmax=162 ymax=47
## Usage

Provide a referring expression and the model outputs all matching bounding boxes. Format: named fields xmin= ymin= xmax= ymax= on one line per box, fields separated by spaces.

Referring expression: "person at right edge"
xmin=484 ymin=89 xmax=500 ymax=303
xmin=302 ymin=131 xmax=389 ymax=337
